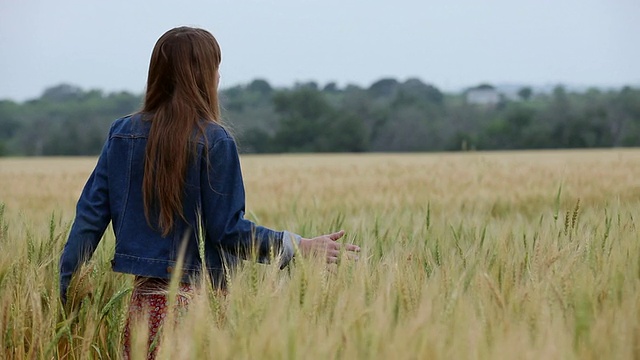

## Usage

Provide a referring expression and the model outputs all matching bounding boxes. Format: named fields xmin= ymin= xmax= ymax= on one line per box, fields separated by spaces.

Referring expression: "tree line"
xmin=1 ymin=79 xmax=639 ymax=156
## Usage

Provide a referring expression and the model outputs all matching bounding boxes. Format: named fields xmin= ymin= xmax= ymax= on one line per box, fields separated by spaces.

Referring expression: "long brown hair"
xmin=141 ymin=27 xmax=222 ymax=236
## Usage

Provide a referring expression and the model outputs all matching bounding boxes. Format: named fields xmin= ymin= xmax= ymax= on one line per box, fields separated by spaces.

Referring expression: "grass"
xmin=1 ymin=149 xmax=640 ymax=359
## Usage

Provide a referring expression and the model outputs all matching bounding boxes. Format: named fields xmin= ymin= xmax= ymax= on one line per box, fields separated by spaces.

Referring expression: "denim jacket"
xmin=59 ymin=114 xmax=300 ymax=301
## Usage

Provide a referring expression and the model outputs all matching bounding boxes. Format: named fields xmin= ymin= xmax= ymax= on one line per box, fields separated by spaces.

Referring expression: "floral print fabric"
xmin=122 ymin=277 xmax=194 ymax=359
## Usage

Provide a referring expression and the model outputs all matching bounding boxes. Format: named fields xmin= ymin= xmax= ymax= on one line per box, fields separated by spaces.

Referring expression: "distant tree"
xmin=548 ymin=85 xmax=574 ymax=147
xmin=107 ymin=91 xmax=142 ymax=114
xmin=475 ymin=83 xmax=495 ymax=90
xmin=502 ymin=104 xmax=536 ymax=148
xmin=238 ymin=127 xmax=273 ymax=153
xmin=344 ymin=84 xmax=363 ymax=92
xmin=0 ymin=100 xmax=21 ymax=139
xmin=272 ymin=88 xmax=331 ymax=152
xmin=319 ymin=113 xmax=368 ymax=152
xmin=2 ymin=79 xmax=639 ymax=156
xmin=220 ymin=85 xmax=246 ymax=112
xmin=272 ymin=87 xmax=368 ymax=152
xmin=394 ymin=79 xmax=444 ymax=107
xmin=294 ymin=81 xmax=319 ymax=91
xmin=41 ymin=84 xmax=84 ymax=102
xmin=517 ymin=87 xmax=533 ymax=101
xmin=447 ymin=131 xmax=478 ymax=151
xmin=323 ymin=82 xmax=339 ymax=93
xmin=371 ymin=107 xmax=430 ymax=151
xmin=369 ymin=78 xmax=399 ymax=98
xmin=247 ymin=79 xmax=273 ymax=95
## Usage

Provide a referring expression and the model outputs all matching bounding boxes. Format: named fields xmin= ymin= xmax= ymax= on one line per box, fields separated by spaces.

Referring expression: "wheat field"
xmin=1 ymin=149 xmax=640 ymax=359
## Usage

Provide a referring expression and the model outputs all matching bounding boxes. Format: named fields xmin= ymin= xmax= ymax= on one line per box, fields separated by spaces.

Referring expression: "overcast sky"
xmin=1 ymin=0 xmax=638 ymax=101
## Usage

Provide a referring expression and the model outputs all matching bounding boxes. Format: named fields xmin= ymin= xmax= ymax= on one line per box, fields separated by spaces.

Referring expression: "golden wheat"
xmin=1 ymin=149 xmax=640 ymax=359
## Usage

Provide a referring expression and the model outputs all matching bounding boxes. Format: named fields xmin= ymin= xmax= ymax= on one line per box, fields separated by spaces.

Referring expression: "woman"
xmin=59 ymin=26 xmax=360 ymax=358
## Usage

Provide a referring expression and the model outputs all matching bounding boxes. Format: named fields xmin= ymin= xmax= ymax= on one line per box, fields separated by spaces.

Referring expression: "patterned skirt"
xmin=122 ymin=277 xmax=195 ymax=359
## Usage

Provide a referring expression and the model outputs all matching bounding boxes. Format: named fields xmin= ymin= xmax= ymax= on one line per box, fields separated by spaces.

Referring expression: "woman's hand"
xmin=298 ymin=230 xmax=360 ymax=263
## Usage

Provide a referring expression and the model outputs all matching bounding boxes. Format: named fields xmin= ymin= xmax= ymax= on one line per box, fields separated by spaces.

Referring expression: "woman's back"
xmin=61 ymin=113 xmax=288 ymax=293
xmin=59 ymin=26 xmax=359 ymax=359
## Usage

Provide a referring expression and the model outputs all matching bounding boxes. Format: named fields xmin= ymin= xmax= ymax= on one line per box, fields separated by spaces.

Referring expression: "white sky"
xmin=1 ymin=0 xmax=639 ymax=101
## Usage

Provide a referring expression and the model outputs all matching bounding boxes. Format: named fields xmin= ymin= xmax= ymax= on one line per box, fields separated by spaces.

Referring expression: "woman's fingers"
xmin=327 ymin=230 xmax=345 ymax=241
xmin=326 ymin=243 xmax=359 ymax=253
xmin=325 ymin=248 xmax=361 ymax=263
xmin=327 ymin=256 xmax=339 ymax=264
xmin=327 ymin=249 xmax=341 ymax=258
xmin=345 ymin=252 xmax=359 ymax=261
xmin=326 ymin=253 xmax=359 ymax=263
xmin=301 ymin=231 xmax=360 ymax=263
xmin=345 ymin=244 xmax=361 ymax=252
xmin=323 ymin=238 xmax=359 ymax=259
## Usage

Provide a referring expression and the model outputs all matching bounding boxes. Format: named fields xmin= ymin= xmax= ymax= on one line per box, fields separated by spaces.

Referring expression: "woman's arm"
xmin=201 ymin=135 xmax=360 ymax=266
xmin=201 ymin=136 xmax=296 ymax=266
xmin=59 ymin=137 xmax=112 ymax=303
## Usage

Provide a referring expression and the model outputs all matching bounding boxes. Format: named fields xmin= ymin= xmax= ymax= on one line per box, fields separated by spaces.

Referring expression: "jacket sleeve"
xmin=201 ymin=137 xmax=299 ymax=267
xmin=59 ymin=136 xmax=112 ymax=303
